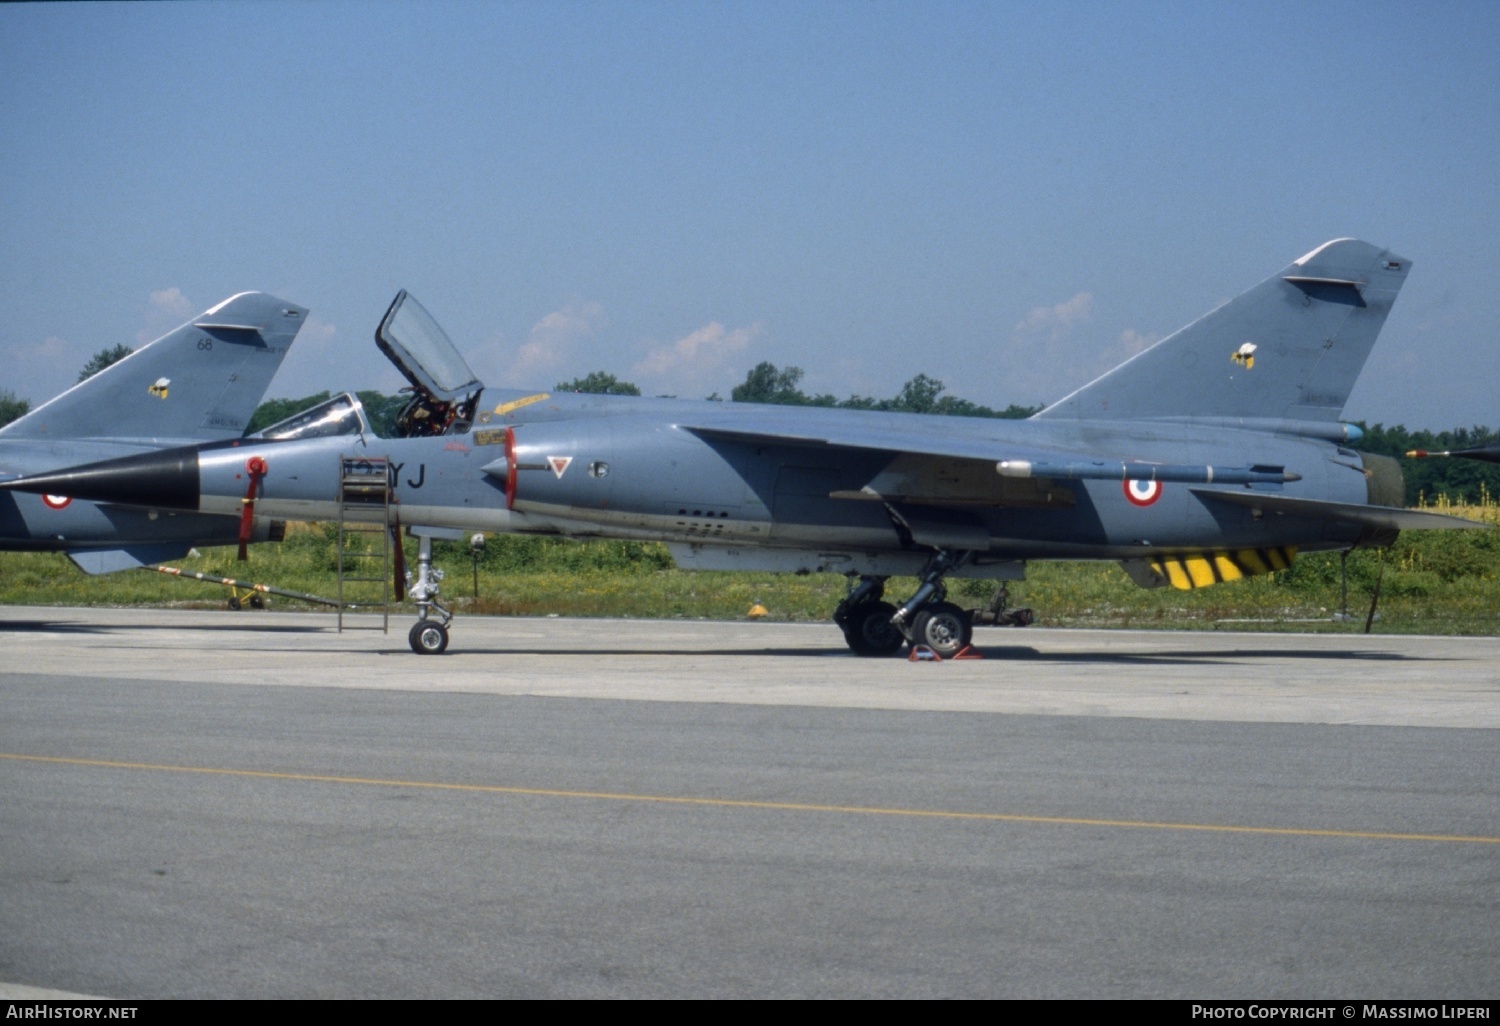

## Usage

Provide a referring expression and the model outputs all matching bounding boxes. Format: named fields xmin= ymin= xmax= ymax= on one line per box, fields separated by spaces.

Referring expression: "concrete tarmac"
xmin=0 ymin=605 xmax=1497 ymax=726
xmin=2 ymin=607 xmax=1498 ymax=998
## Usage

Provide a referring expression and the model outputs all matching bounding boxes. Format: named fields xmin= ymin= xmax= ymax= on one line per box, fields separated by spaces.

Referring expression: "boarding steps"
xmin=336 ymin=455 xmax=396 ymax=633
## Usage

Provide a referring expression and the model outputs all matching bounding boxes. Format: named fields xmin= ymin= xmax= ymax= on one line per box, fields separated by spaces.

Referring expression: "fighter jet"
xmin=5 ymin=240 xmax=1484 ymax=654
xmin=0 ymin=292 xmax=308 ymax=573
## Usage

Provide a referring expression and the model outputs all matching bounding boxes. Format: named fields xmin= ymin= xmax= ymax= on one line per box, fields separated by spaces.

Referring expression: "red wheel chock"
xmin=907 ymin=645 xmax=985 ymax=662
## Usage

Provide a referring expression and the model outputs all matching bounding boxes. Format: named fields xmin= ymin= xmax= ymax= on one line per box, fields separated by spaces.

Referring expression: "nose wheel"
xmin=409 ymin=619 xmax=449 ymax=655
xmin=406 ymin=532 xmax=453 ymax=655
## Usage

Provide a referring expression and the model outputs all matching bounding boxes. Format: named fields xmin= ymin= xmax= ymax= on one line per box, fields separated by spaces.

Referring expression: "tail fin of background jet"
xmin=0 ymin=292 xmax=308 ymax=443
xmin=1035 ymin=239 xmax=1411 ymax=423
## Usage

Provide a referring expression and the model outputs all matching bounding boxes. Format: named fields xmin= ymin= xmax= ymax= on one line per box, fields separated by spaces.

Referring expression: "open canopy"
xmin=375 ymin=290 xmax=483 ymax=403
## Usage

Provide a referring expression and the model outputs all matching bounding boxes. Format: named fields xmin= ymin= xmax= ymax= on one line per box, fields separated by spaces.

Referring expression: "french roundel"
xmin=1123 ymin=479 xmax=1162 ymax=507
xmin=42 ymin=494 xmax=72 ymax=510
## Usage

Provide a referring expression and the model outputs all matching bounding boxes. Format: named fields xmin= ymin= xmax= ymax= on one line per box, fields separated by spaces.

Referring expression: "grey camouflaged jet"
xmin=0 ymin=293 xmax=308 ymax=573
xmin=6 ymin=240 xmax=1484 ymax=654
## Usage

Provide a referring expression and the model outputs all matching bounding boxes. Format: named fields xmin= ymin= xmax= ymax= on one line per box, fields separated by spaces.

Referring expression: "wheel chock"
xmin=951 ymin=645 xmax=985 ymax=660
xmin=908 ymin=645 xmax=942 ymax=662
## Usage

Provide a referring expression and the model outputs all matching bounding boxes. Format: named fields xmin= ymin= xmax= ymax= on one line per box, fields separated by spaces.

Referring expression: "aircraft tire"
xmin=843 ymin=601 xmax=906 ymax=657
xmin=911 ymin=602 xmax=972 ymax=658
xmin=409 ymin=620 xmax=449 ymax=655
xmin=227 ymin=596 xmax=241 ymax=611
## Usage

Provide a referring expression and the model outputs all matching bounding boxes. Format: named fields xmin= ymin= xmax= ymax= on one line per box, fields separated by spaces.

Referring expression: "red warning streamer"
xmin=391 ymin=508 xmax=406 ymax=600
xmin=237 ymin=455 xmax=267 ymax=561
xmin=503 ymin=427 xmax=518 ymax=509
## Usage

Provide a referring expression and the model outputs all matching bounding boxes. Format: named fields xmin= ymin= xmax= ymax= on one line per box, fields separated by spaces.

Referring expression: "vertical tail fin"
xmin=1035 ymin=239 xmax=1411 ymax=423
xmin=0 ymin=292 xmax=308 ymax=442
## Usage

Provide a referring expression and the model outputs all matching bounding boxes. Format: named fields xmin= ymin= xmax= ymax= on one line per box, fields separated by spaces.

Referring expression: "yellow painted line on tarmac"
xmin=5 ymin=751 xmax=1497 ymax=845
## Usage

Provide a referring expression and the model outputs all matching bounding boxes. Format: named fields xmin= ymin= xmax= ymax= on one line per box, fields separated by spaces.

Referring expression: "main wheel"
xmin=409 ymin=620 xmax=449 ymax=655
xmin=911 ymin=601 xmax=972 ymax=658
xmin=842 ymin=600 xmax=906 ymax=657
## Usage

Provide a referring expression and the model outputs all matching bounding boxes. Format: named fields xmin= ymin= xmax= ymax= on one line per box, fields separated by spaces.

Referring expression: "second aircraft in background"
xmin=0 ymin=292 xmax=308 ymax=574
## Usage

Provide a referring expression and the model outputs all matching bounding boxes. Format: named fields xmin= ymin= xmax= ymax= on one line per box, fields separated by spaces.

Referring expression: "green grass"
xmin=3 ymin=511 xmax=1497 ymax=635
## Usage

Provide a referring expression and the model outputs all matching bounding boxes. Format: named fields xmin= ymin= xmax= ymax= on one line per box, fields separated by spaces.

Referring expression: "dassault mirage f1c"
xmin=0 ymin=292 xmax=308 ymax=573
xmin=5 ymin=240 xmax=1484 ymax=653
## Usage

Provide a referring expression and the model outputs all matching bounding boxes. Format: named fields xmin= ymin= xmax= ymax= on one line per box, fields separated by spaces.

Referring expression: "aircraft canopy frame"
xmin=376 ymin=290 xmax=484 ymax=403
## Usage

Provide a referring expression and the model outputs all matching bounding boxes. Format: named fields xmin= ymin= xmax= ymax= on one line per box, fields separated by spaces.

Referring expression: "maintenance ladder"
xmin=336 ymin=455 xmax=396 ymax=633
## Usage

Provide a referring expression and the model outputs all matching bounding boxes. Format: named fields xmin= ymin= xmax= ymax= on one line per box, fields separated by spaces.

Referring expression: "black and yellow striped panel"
xmin=1149 ymin=546 xmax=1296 ymax=590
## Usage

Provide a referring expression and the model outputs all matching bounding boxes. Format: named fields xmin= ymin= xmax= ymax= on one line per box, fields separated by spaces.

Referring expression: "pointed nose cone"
xmin=1451 ymin=445 xmax=1500 ymax=464
xmin=0 ymin=447 xmax=201 ymax=510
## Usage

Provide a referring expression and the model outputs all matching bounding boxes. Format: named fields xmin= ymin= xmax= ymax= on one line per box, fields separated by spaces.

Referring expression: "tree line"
xmin=4 ymin=349 xmax=1496 ymax=505
xmin=1354 ymin=424 xmax=1500 ymax=506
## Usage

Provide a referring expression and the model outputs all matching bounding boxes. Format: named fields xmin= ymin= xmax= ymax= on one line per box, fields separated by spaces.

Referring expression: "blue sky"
xmin=3 ymin=0 xmax=1496 ymax=429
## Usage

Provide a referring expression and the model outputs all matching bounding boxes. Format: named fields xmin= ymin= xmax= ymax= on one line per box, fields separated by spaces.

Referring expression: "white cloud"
xmin=10 ymin=288 xmax=203 ymax=403
xmin=304 ymin=315 xmax=338 ymax=346
xmin=280 ymin=314 xmax=338 ymax=370
xmin=995 ymin=291 xmax=1109 ymax=407
xmin=1 ymin=335 xmax=89 ymax=406
xmin=36 ymin=335 xmax=77 ymax=363
xmin=507 ymin=302 xmax=606 ymax=384
xmin=1014 ymin=292 xmax=1093 ymax=342
xmin=633 ymin=321 xmax=762 ymax=394
xmin=149 ymin=287 xmax=193 ymax=320
xmin=1117 ymin=327 xmax=1158 ymax=358
xmin=136 ymin=286 xmax=196 ymax=345
xmin=463 ymin=330 xmax=511 ymax=391
xmin=258 ymin=315 xmax=393 ymax=399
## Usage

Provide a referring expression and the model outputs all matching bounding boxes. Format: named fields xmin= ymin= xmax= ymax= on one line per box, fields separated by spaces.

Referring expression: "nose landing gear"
xmin=406 ymin=532 xmax=453 ymax=655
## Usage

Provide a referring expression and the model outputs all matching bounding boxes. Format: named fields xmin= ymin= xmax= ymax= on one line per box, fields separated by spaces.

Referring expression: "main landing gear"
xmin=834 ymin=577 xmax=906 ymax=657
xmin=833 ymin=551 xmax=1030 ymax=658
xmin=406 ymin=533 xmax=453 ymax=655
